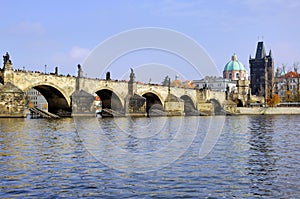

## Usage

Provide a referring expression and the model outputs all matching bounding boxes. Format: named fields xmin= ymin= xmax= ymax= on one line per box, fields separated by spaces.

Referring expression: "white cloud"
xmin=10 ymin=22 xmax=45 ymax=35
xmin=52 ymin=46 xmax=91 ymax=66
xmin=70 ymin=46 xmax=90 ymax=60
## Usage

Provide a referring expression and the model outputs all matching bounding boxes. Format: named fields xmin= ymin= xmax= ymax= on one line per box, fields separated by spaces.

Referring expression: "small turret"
xmin=269 ymin=49 xmax=272 ymax=58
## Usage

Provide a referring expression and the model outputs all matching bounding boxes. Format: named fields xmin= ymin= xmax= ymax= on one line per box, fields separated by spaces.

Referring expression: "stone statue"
xmin=3 ymin=52 xmax=10 ymax=66
xmin=77 ymin=64 xmax=83 ymax=77
xmin=225 ymin=85 xmax=229 ymax=100
xmin=162 ymin=75 xmax=169 ymax=86
xmin=106 ymin=71 xmax=111 ymax=80
xmin=130 ymin=68 xmax=135 ymax=82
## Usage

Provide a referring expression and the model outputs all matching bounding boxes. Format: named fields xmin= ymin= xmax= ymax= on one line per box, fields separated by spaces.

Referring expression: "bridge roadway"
xmin=0 ymin=65 xmax=226 ymax=116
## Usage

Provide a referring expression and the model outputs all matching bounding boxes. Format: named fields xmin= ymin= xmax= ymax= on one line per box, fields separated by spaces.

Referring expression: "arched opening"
xmin=28 ymin=85 xmax=71 ymax=116
xmin=210 ymin=99 xmax=224 ymax=115
xmin=96 ymin=89 xmax=123 ymax=114
xmin=180 ymin=95 xmax=197 ymax=115
xmin=235 ymin=98 xmax=243 ymax=107
xmin=142 ymin=92 xmax=163 ymax=114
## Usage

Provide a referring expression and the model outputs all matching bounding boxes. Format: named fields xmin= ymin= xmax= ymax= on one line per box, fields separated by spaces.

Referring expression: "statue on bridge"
xmin=106 ymin=71 xmax=111 ymax=80
xmin=3 ymin=52 xmax=12 ymax=66
xmin=128 ymin=68 xmax=136 ymax=96
xmin=77 ymin=64 xmax=83 ymax=77
xmin=129 ymin=68 xmax=135 ymax=83
xmin=162 ymin=75 xmax=169 ymax=86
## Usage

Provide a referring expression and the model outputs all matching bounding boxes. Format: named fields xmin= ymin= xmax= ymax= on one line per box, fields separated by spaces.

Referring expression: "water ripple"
xmin=0 ymin=116 xmax=300 ymax=198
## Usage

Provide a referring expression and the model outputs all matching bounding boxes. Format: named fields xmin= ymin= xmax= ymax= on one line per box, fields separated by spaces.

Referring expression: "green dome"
xmin=224 ymin=54 xmax=245 ymax=71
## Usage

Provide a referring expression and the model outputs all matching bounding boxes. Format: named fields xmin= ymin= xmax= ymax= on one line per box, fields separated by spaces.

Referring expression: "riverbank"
xmin=236 ymin=107 xmax=300 ymax=115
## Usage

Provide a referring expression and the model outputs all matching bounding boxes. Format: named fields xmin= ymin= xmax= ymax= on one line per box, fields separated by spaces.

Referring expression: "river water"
xmin=0 ymin=115 xmax=299 ymax=198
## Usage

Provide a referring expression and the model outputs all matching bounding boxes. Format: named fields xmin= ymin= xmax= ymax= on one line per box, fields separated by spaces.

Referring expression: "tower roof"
xmin=255 ymin=41 xmax=266 ymax=59
xmin=224 ymin=54 xmax=246 ymax=72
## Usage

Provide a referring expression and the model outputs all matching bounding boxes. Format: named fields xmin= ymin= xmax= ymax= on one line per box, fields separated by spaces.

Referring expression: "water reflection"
xmin=75 ymin=116 xmax=201 ymax=173
xmin=247 ymin=116 xmax=280 ymax=197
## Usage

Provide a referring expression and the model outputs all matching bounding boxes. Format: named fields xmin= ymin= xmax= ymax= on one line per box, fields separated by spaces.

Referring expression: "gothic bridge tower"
xmin=249 ymin=41 xmax=274 ymax=99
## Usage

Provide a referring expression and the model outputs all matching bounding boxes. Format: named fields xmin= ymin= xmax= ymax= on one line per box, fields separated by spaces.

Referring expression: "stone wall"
xmin=237 ymin=107 xmax=300 ymax=115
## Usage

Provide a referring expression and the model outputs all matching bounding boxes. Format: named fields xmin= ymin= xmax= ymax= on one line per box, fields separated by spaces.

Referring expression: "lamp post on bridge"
xmin=45 ymin=64 xmax=47 ymax=74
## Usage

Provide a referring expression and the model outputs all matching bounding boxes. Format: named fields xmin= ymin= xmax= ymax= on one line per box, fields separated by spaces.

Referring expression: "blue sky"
xmin=1 ymin=0 xmax=300 ymax=82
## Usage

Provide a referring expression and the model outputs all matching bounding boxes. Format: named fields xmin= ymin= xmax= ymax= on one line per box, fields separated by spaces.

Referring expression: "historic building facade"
xmin=249 ymin=41 xmax=274 ymax=98
xmin=275 ymin=66 xmax=300 ymax=102
xmin=193 ymin=76 xmax=236 ymax=92
xmin=26 ymin=88 xmax=48 ymax=110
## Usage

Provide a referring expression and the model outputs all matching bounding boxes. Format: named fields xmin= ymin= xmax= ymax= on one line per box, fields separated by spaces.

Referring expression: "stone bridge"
xmin=0 ymin=60 xmax=227 ymax=117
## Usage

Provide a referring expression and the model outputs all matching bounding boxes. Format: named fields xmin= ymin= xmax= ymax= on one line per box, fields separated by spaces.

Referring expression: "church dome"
xmin=224 ymin=54 xmax=245 ymax=72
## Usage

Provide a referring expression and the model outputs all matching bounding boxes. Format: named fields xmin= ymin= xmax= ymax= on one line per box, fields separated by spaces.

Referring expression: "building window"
xmin=229 ymin=73 xmax=232 ymax=79
xmin=236 ymin=73 xmax=240 ymax=79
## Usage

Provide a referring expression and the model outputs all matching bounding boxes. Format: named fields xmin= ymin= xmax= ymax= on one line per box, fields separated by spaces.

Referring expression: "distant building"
xmin=275 ymin=66 xmax=300 ymax=102
xmin=193 ymin=76 xmax=237 ymax=92
xmin=193 ymin=76 xmax=250 ymax=106
xmin=249 ymin=41 xmax=274 ymax=98
xmin=26 ymin=88 xmax=48 ymax=110
xmin=223 ymin=53 xmax=248 ymax=81
xmin=170 ymin=75 xmax=194 ymax=88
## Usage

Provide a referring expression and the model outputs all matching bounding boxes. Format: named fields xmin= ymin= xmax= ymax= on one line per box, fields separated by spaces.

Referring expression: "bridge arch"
xmin=180 ymin=95 xmax=196 ymax=114
xmin=210 ymin=98 xmax=224 ymax=115
xmin=235 ymin=98 xmax=243 ymax=107
xmin=24 ymin=83 xmax=71 ymax=115
xmin=95 ymin=89 xmax=124 ymax=111
xmin=141 ymin=92 xmax=164 ymax=113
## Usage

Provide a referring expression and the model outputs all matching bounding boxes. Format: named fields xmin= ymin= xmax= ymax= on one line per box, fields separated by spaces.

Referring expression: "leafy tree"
xmin=267 ymin=93 xmax=281 ymax=107
xmin=285 ymin=90 xmax=292 ymax=102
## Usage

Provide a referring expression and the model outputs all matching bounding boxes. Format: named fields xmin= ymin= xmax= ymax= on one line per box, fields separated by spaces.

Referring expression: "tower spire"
xmin=255 ymin=41 xmax=266 ymax=59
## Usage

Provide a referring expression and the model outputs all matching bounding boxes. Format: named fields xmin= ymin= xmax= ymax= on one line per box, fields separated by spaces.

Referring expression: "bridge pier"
xmin=164 ymin=93 xmax=185 ymax=116
xmin=124 ymin=69 xmax=147 ymax=116
xmin=124 ymin=94 xmax=147 ymax=117
xmin=0 ymin=82 xmax=26 ymax=117
xmin=0 ymin=58 xmax=26 ymax=117
xmin=71 ymin=90 xmax=96 ymax=116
